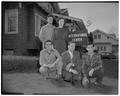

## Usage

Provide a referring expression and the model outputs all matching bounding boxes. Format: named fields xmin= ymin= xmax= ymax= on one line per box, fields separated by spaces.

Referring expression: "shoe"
xmin=71 ymin=81 xmax=76 ymax=86
xmin=94 ymin=81 xmax=102 ymax=85
xmin=56 ymin=74 xmax=63 ymax=80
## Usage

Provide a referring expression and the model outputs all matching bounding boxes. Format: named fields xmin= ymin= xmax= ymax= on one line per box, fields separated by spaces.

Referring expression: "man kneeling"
xmin=62 ymin=41 xmax=82 ymax=85
xmin=82 ymin=44 xmax=104 ymax=87
xmin=39 ymin=40 xmax=63 ymax=80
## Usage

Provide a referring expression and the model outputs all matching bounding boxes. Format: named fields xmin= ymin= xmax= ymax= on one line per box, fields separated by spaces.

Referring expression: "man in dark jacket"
xmin=62 ymin=41 xmax=82 ymax=85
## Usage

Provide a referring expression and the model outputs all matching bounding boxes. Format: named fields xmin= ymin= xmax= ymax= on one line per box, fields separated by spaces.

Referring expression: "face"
xmin=87 ymin=44 xmax=94 ymax=53
xmin=45 ymin=42 xmax=53 ymax=50
xmin=47 ymin=17 xmax=53 ymax=24
xmin=59 ymin=19 xmax=64 ymax=27
xmin=68 ymin=43 xmax=75 ymax=51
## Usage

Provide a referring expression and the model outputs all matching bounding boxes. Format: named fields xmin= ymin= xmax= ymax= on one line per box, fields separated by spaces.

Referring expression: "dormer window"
xmin=98 ymin=34 xmax=101 ymax=39
xmin=94 ymin=35 xmax=97 ymax=39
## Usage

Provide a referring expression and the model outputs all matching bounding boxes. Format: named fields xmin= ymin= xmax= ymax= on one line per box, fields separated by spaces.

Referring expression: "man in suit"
xmin=62 ymin=41 xmax=82 ymax=85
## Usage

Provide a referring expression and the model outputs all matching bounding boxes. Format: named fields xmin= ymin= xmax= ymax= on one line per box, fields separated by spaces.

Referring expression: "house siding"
xmin=2 ymin=2 xmax=59 ymax=55
xmin=93 ymin=29 xmax=118 ymax=54
xmin=2 ymin=2 xmax=19 ymax=54
xmin=94 ymin=43 xmax=112 ymax=53
xmin=27 ymin=4 xmax=47 ymax=50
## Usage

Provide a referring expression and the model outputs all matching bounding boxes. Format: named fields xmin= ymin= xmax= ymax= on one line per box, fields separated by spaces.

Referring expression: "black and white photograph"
xmin=2 ymin=1 xmax=119 ymax=95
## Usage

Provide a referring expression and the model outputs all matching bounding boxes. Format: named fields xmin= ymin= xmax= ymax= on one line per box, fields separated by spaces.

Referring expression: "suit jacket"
xmin=62 ymin=50 xmax=82 ymax=73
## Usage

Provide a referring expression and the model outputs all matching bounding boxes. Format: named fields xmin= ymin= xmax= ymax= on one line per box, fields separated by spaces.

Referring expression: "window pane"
xmin=5 ymin=9 xmax=18 ymax=34
xmin=97 ymin=46 xmax=99 ymax=51
xmin=101 ymin=46 xmax=103 ymax=51
xmin=35 ymin=14 xmax=47 ymax=36
xmin=98 ymin=34 xmax=101 ymax=39
xmin=94 ymin=35 xmax=97 ymax=39
xmin=8 ymin=16 xmax=17 ymax=32
xmin=35 ymin=15 xmax=41 ymax=36
xmin=104 ymin=46 xmax=106 ymax=51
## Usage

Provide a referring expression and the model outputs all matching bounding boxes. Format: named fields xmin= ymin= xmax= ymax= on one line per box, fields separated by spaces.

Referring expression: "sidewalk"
xmin=2 ymin=73 xmax=118 ymax=95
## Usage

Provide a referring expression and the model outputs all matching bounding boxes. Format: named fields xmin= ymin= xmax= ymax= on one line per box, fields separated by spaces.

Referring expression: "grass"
xmin=102 ymin=59 xmax=118 ymax=79
xmin=2 ymin=56 xmax=118 ymax=95
xmin=2 ymin=55 xmax=39 ymax=73
xmin=2 ymin=55 xmax=118 ymax=79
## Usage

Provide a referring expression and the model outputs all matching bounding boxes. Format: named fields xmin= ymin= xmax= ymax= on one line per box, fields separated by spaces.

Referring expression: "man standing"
xmin=39 ymin=15 xmax=55 ymax=49
xmin=82 ymin=44 xmax=104 ymax=86
xmin=62 ymin=41 xmax=82 ymax=85
xmin=39 ymin=40 xmax=63 ymax=80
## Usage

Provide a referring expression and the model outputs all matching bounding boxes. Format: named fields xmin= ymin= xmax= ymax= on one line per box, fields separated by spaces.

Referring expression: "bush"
xmin=2 ymin=55 xmax=39 ymax=73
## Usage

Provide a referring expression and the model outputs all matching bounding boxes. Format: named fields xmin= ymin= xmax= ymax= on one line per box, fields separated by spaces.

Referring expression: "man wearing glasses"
xmin=39 ymin=40 xmax=63 ymax=80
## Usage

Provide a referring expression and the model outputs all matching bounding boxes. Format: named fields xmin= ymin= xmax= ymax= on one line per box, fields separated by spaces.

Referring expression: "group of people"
xmin=38 ymin=15 xmax=104 ymax=88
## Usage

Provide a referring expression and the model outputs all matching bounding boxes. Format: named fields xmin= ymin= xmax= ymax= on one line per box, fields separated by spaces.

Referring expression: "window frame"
xmin=97 ymin=46 xmax=99 ymax=51
xmin=104 ymin=46 xmax=106 ymax=51
xmin=98 ymin=34 xmax=101 ymax=39
xmin=94 ymin=35 xmax=97 ymax=39
xmin=34 ymin=13 xmax=47 ymax=37
xmin=101 ymin=46 xmax=103 ymax=51
xmin=5 ymin=9 xmax=18 ymax=34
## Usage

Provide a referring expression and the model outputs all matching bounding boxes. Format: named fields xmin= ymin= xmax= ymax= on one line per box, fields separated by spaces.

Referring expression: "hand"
xmin=48 ymin=63 xmax=55 ymax=68
xmin=71 ymin=63 xmax=75 ymax=67
xmin=89 ymin=68 xmax=94 ymax=76
xmin=70 ymin=69 xmax=78 ymax=74
xmin=82 ymin=76 xmax=89 ymax=88
xmin=83 ymin=76 xmax=89 ymax=82
xmin=66 ymin=63 xmax=73 ymax=71
xmin=94 ymin=65 xmax=102 ymax=71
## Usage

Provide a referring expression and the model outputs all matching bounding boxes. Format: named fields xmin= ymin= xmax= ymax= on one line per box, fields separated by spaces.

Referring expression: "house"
xmin=2 ymin=2 xmax=88 ymax=56
xmin=2 ymin=2 xmax=60 ymax=56
xmin=92 ymin=29 xmax=118 ymax=55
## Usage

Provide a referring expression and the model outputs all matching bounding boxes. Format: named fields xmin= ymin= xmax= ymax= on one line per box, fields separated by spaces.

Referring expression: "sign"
xmin=52 ymin=13 xmax=88 ymax=46
xmin=68 ymin=30 xmax=88 ymax=46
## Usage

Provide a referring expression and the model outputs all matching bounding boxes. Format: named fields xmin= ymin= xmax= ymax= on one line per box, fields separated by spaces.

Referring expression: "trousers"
xmin=39 ymin=59 xmax=63 ymax=76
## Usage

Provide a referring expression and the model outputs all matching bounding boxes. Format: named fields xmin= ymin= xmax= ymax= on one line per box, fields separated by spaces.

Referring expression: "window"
xmin=104 ymin=46 xmax=106 ymax=51
xmin=97 ymin=46 xmax=99 ymax=51
xmin=48 ymin=4 xmax=53 ymax=13
xmin=5 ymin=9 xmax=18 ymax=34
xmin=41 ymin=19 xmax=47 ymax=27
xmin=50 ymin=7 xmax=53 ymax=13
xmin=101 ymin=46 xmax=103 ymax=51
xmin=35 ymin=14 xmax=47 ymax=36
xmin=98 ymin=34 xmax=101 ymax=39
xmin=94 ymin=35 xmax=97 ymax=39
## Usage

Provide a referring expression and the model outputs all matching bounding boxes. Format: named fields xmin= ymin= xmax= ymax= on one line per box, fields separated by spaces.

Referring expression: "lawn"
xmin=2 ymin=55 xmax=118 ymax=95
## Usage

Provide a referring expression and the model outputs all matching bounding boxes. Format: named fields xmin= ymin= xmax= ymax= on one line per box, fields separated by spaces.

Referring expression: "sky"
xmin=59 ymin=3 xmax=118 ymax=37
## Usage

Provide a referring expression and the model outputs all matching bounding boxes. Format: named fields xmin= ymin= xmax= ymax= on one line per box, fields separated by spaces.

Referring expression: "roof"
xmin=60 ymin=8 xmax=69 ymax=16
xmin=51 ymin=3 xmax=60 ymax=13
xmin=37 ymin=3 xmax=60 ymax=14
xmin=52 ymin=13 xmax=83 ymax=22
xmin=93 ymin=29 xmax=118 ymax=41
